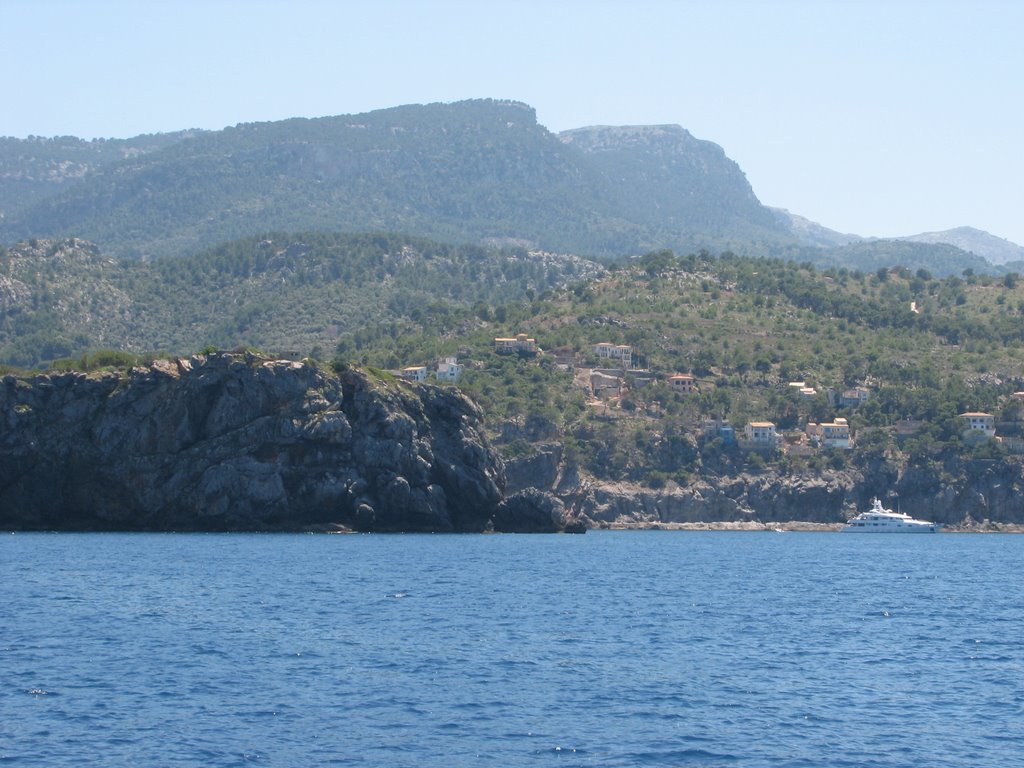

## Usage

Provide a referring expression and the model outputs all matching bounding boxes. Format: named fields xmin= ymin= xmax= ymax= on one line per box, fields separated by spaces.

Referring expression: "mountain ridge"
xmin=899 ymin=226 xmax=1024 ymax=265
xmin=0 ymin=99 xmax=791 ymax=259
xmin=772 ymin=209 xmax=1023 ymax=266
xmin=1 ymin=99 xmax=1019 ymax=275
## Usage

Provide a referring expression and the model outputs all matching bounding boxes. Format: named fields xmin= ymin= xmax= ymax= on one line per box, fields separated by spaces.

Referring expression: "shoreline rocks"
xmin=504 ymin=449 xmax=1024 ymax=529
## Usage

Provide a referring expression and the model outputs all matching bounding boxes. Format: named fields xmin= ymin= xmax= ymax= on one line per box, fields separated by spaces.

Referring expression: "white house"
xmin=594 ymin=342 xmax=632 ymax=369
xmin=789 ymin=381 xmax=817 ymax=398
xmin=960 ymin=412 xmax=996 ymax=438
xmin=436 ymin=357 xmax=463 ymax=383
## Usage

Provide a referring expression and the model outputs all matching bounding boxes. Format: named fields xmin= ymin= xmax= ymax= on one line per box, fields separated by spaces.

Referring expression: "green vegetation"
xmin=0 ymin=131 xmax=201 ymax=217
xmin=48 ymin=349 xmax=145 ymax=372
xmin=811 ymin=240 xmax=994 ymax=279
xmin=0 ymin=233 xmax=603 ymax=367
xmin=332 ymin=248 xmax=1024 ymax=482
xmin=4 ymin=101 xmax=1020 ymax=493
xmin=5 ymin=230 xmax=1024 ymax=485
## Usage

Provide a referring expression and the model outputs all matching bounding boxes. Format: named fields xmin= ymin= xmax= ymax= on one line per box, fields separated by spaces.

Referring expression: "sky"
xmin=3 ymin=0 xmax=1022 ymax=244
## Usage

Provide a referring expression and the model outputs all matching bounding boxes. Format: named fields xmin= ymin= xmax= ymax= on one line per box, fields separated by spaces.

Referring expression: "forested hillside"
xmin=0 ymin=100 xmax=791 ymax=260
xmin=8 ymin=234 xmax=1024 ymax=517
xmin=0 ymin=131 xmax=199 ymax=214
xmin=323 ymin=248 xmax=1024 ymax=485
xmin=814 ymin=240 xmax=994 ymax=277
xmin=0 ymin=234 xmax=603 ymax=367
xmin=3 ymin=100 xmax=1012 ymax=277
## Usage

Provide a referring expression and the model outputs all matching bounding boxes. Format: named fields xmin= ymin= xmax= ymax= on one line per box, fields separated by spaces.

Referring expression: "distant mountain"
xmin=559 ymin=125 xmax=783 ymax=244
xmin=813 ymin=239 xmax=993 ymax=277
xmin=0 ymin=100 xmax=791 ymax=260
xmin=772 ymin=210 xmax=1020 ymax=276
xmin=769 ymin=208 xmax=863 ymax=248
xmin=3 ymin=100 xmax=1016 ymax=278
xmin=899 ymin=227 xmax=1024 ymax=266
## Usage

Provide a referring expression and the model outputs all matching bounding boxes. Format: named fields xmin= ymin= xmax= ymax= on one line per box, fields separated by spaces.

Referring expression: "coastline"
xmin=596 ymin=520 xmax=1024 ymax=533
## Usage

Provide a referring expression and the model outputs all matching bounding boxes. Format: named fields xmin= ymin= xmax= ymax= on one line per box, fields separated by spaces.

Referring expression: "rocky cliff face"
xmin=506 ymin=450 xmax=1024 ymax=529
xmin=0 ymin=353 xmax=562 ymax=532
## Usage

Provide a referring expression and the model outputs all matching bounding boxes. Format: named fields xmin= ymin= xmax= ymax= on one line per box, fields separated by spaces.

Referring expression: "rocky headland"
xmin=0 ymin=352 xmax=570 ymax=533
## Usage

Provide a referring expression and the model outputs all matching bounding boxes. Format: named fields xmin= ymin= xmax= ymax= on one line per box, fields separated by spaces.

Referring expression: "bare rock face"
xmin=563 ymin=463 xmax=1024 ymax=528
xmin=493 ymin=488 xmax=568 ymax=533
xmin=0 ymin=353 xmax=516 ymax=532
xmin=503 ymin=443 xmax=563 ymax=495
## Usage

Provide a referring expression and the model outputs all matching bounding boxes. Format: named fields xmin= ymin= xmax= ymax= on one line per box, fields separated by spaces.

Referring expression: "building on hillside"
xmin=494 ymin=333 xmax=538 ymax=356
xmin=788 ymin=381 xmax=817 ymax=398
xmin=667 ymin=374 xmax=697 ymax=393
xmin=401 ymin=366 xmax=428 ymax=383
xmin=741 ymin=421 xmax=780 ymax=450
xmin=590 ymin=371 xmax=622 ymax=398
xmin=843 ymin=388 xmax=871 ymax=407
xmin=807 ymin=418 xmax=853 ymax=449
xmin=702 ymin=419 xmax=736 ymax=444
xmin=960 ymin=412 xmax=996 ymax=440
xmin=829 ymin=387 xmax=871 ymax=408
xmin=435 ymin=357 xmax=463 ymax=383
xmin=594 ymin=342 xmax=632 ymax=369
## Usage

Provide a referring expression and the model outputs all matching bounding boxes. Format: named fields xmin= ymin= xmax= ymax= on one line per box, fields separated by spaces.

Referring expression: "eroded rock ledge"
xmin=0 ymin=352 xmax=565 ymax=532
xmin=504 ymin=446 xmax=1024 ymax=530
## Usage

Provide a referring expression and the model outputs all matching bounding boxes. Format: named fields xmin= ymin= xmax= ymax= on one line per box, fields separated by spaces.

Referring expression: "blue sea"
xmin=2 ymin=531 xmax=1023 ymax=767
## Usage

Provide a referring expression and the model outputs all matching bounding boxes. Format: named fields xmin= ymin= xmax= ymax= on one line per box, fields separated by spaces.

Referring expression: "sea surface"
xmin=2 ymin=530 xmax=1023 ymax=767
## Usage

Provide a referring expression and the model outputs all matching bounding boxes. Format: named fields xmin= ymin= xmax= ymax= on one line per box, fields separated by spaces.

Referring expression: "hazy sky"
xmin=3 ymin=0 xmax=1022 ymax=244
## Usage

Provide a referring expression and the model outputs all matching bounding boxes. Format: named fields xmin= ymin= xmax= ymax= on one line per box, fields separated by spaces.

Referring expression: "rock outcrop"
xmin=505 ymin=450 xmax=1024 ymax=529
xmin=493 ymin=488 xmax=568 ymax=533
xmin=0 ymin=353 xmax=568 ymax=532
xmin=563 ymin=474 xmax=858 ymax=528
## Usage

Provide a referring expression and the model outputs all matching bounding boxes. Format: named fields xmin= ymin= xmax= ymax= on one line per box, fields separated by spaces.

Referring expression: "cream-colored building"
xmin=743 ymin=421 xmax=779 ymax=447
xmin=667 ymin=374 xmax=696 ymax=393
xmin=808 ymin=418 xmax=852 ymax=449
xmin=401 ymin=366 xmax=428 ymax=382
xmin=495 ymin=333 xmax=538 ymax=355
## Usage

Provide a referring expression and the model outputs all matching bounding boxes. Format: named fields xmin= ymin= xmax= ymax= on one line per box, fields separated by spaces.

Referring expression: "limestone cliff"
xmin=0 ymin=353 xmax=560 ymax=532
xmin=505 ymin=449 xmax=1024 ymax=529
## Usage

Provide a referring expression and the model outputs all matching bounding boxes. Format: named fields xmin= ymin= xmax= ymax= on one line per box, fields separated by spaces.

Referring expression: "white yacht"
xmin=842 ymin=498 xmax=940 ymax=533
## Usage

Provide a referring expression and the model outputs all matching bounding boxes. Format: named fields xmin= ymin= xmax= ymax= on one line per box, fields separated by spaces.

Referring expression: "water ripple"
xmin=2 ymin=531 xmax=1023 ymax=767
